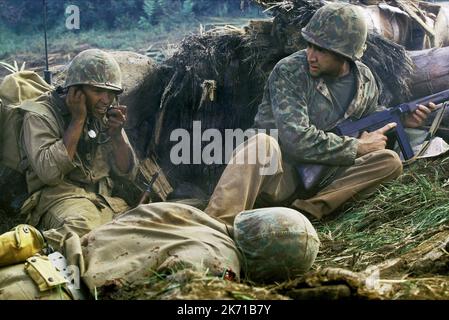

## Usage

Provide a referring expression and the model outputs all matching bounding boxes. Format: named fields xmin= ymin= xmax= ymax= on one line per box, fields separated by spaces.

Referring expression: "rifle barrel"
xmin=405 ymin=88 xmax=449 ymax=112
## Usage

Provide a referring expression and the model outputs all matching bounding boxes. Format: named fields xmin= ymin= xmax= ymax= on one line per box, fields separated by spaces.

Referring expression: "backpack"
xmin=0 ymin=69 xmax=52 ymax=173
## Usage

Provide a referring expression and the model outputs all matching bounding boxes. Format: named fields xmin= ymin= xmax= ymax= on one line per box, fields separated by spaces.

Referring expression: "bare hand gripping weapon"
xmin=295 ymin=89 xmax=449 ymax=198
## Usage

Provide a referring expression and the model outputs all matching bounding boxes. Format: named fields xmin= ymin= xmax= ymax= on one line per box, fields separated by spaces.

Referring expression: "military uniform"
xmin=20 ymin=49 xmax=138 ymax=249
xmin=21 ymin=90 xmax=137 ymax=248
xmin=205 ymin=3 xmax=403 ymax=223
xmin=255 ymin=50 xmax=381 ymax=165
xmin=77 ymin=203 xmax=319 ymax=290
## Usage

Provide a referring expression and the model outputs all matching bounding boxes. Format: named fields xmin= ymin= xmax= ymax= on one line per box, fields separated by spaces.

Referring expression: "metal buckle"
xmin=48 ymin=251 xmax=87 ymax=300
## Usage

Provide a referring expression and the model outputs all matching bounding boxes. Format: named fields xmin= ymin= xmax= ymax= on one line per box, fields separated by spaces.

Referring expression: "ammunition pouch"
xmin=25 ymin=254 xmax=67 ymax=292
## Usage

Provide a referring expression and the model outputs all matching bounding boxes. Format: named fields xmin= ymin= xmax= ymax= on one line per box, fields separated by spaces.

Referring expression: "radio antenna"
xmin=43 ymin=0 xmax=52 ymax=84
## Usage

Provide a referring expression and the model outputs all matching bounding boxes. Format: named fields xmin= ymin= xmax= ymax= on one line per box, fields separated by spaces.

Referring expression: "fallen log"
xmin=286 ymin=284 xmax=352 ymax=300
xmin=408 ymin=46 xmax=449 ymax=99
xmin=274 ymin=228 xmax=448 ymax=299
xmin=366 ymin=228 xmax=449 ymax=278
xmin=255 ymin=0 xmax=442 ymax=50
xmin=363 ymin=2 xmax=411 ymax=47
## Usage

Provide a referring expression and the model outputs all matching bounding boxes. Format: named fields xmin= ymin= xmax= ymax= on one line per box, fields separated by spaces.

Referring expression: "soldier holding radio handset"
xmin=20 ymin=49 xmax=138 ymax=249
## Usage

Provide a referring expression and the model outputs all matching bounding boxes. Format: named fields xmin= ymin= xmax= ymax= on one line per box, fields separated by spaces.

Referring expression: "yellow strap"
xmin=25 ymin=255 xmax=67 ymax=292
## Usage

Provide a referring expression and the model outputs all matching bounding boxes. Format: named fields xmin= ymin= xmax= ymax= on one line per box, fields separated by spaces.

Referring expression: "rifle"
xmin=138 ymin=170 xmax=161 ymax=205
xmin=295 ymin=88 xmax=449 ymax=198
xmin=43 ymin=0 xmax=52 ymax=85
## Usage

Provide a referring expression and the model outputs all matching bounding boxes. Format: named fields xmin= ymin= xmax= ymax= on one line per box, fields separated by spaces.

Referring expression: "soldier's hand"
xmin=106 ymin=105 xmax=127 ymax=138
xmin=65 ymin=86 xmax=87 ymax=122
xmin=356 ymin=122 xmax=396 ymax=157
xmin=404 ymin=102 xmax=436 ymax=128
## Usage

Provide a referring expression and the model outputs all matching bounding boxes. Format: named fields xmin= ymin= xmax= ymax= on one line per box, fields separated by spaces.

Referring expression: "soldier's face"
xmin=82 ymin=85 xmax=116 ymax=119
xmin=306 ymin=43 xmax=347 ymax=78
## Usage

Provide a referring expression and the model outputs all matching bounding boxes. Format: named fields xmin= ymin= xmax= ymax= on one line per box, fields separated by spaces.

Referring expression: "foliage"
xmin=0 ymin=0 xmax=262 ymax=34
xmin=314 ymin=156 xmax=449 ymax=271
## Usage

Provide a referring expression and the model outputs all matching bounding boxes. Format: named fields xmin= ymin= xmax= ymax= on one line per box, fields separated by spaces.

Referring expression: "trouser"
xmin=39 ymin=197 xmax=129 ymax=250
xmin=205 ymin=133 xmax=403 ymax=225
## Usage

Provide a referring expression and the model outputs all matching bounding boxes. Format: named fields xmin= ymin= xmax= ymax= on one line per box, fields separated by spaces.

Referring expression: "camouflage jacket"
xmin=21 ymin=90 xmax=138 ymax=220
xmin=254 ymin=50 xmax=384 ymax=166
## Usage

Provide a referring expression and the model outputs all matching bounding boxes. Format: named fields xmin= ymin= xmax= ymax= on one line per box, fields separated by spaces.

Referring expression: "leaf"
xmin=0 ymin=60 xmax=27 ymax=73
xmin=0 ymin=61 xmax=17 ymax=73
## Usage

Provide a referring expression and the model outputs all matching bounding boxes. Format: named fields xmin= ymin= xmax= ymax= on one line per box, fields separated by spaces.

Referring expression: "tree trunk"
xmin=409 ymin=46 xmax=449 ymax=99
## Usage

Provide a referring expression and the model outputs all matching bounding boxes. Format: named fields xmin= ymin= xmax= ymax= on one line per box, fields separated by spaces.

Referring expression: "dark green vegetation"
xmin=316 ymin=157 xmax=449 ymax=271
xmin=0 ymin=0 xmax=264 ymax=58
xmin=0 ymin=0 xmax=260 ymax=32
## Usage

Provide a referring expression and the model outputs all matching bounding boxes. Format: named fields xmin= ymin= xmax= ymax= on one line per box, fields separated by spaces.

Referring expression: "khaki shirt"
xmin=255 ymin=50 xmax=385 ymax=166
xmin=21 ymin=91 xmax=138 ymax=222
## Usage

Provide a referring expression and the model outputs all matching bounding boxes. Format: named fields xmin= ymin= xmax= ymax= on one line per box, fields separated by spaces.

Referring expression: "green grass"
xmin=314 ymin=157 xmax=449 ymax=271
xmin=0 ymin=27 xmax=182 ymax=59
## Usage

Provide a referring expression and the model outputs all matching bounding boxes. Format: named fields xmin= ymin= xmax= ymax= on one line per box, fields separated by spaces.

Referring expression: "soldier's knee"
xmin=232 ymin=133 xmax=282 ymax=173
xmin=56 ymin=215 xmax=102 ymax=241
xmin=380 ymin=149 xmax=403 ymax=178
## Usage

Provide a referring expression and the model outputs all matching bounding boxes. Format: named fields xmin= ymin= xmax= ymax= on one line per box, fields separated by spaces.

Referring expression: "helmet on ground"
xmin=301 ymin=3 xmax=368 ymax=60
xmin=233 ymin=207 xmax=320 ymax=283
xmin=64 ymin=49 xmax=123 ymax=93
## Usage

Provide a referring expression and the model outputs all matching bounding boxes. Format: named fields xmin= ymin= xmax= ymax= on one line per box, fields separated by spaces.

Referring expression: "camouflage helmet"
xmin=233 ymin=207 xmax=320 ymax=283
xmin=301 ymin=3 xmax=368 ymax=61
xmin=64 ymin=49 xmax=123 ymax=93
